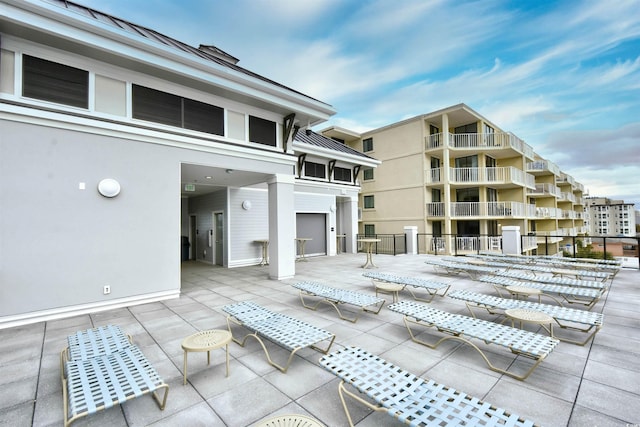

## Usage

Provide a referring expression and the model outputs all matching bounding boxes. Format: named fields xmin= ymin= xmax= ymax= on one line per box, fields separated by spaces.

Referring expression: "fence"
xmin=416 ymin=234 xmax=502 ymax=256
xmin=526 ymin=235 xmax=640 ymax=268
xmin=356 ymin=234 xmax=406 ymax=255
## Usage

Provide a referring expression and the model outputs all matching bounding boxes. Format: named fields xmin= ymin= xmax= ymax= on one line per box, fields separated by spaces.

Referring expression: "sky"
xmin=80 ymin=0 xmax=640 ymax=207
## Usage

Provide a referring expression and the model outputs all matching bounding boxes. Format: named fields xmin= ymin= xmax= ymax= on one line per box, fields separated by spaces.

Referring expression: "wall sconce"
xmin=242 ymin=200 xmax=252 ymax=210
xmin=98 ymin=178 xmax=121 ymax=198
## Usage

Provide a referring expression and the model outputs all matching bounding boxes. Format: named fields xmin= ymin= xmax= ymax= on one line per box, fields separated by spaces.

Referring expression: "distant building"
xmin=584 ymin=197 xmax=636 ymax=237
xmin=322 ymin=103 xmax=587 ymax=256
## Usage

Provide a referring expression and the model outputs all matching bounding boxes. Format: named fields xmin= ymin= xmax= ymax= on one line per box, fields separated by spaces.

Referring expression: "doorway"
xmin=213 ymin=211 xmax=224 ymax=266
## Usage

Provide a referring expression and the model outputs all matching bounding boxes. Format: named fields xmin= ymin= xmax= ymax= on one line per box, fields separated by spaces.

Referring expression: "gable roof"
xmin=38 ymin=0 xmax=330 ymax=108
xmin=294 ymin=129 xmax=379 ymax=165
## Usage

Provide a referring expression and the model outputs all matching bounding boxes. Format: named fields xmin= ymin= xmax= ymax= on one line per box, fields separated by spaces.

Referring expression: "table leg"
xmin=207 ymin=350 xmax=210 ymax=365
xmin=225 ymin=343 xmax=229 ymax=377
xmin=183 ymin=350 xmax=188 ymax=385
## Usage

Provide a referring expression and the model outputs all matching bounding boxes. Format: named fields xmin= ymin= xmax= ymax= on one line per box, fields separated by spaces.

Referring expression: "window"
xmin=364 ymin=195 xmax=375 ymax=209
xmin=304 ymin=161 xmax=326 ymax=179
xmin=364 ymin=224 xmax=376 ymax=236
xmin=334 ymin=167 xmax=351 ymax=182
xmin=23 ymin=55 xmax=88 ymax=108
xmin=363 ymin=137 xmax=373 ymax=152
xmin=132 ymin=85 xmax=224 ymax=134
xmin=249 ymin=115 xmax=276 ymax=147
xmin=363 ymin=168 xmax=374 ymax=180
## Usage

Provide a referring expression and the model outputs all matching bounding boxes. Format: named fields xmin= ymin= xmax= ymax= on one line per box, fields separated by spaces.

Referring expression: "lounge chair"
xmin=223 ymin=301 xmax=335 ymax=373
xmin=496 ymin=270 xmax=608 ymax=291
xmin=448 ymin=289 xmax=604 ymax=345
xmin=292 ymin=282 xmax=385 ymax=323
xmin=479 ymin=275 xmax=605 ymax=309
xmin=61 ymin=325 xmax=168 ymax=427
xmin=319 ymin=346 xmax=538 ymax=426
xmin=362 ymin=271 xmax=451 ymax=302
xmin=388 ymin=300 xmax=559 ymax=380
xmin=423 ymin=258 xmax=501 ymax=279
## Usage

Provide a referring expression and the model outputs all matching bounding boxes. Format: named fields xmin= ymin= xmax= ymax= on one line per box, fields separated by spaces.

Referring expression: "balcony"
xmin=425 ymin=132 xmax=534 ymax=158
xmin=528 ymin=183 xmax=561 ymax=197
xmin=449 ymin=167 xmax=535 ymax=188
xmin=527 ymin=160 xmax=561 ymax=176
xmin=535 ymin=207 xmax=562 ymax=219
xmin=426 ymin=201 xmax=532 ymax=218
xmin=559 ymin=192 xmax=577 ymax=203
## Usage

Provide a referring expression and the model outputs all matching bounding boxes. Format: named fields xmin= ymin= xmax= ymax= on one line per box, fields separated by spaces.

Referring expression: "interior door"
xmin=214 ymin=211 xmax=224 ymax=266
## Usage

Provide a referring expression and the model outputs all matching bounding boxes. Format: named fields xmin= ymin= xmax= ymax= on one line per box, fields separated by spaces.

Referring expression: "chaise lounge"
xmin=448 ymin=289 xmax=604 ymax=345
xmin=60 ymin=325 xmax=169 ymax=427
xmin=319 ymin=346 xmax=538 ymax=426
xmin=292 ymin=282 xmax=385 ymax=322
xmin=362 ymin=271 xmax=451 ymax=302
xmin=388 ymin=300 xmax=559 ymax=380
xmin=223 ymin=301 xmax=335 ymax=373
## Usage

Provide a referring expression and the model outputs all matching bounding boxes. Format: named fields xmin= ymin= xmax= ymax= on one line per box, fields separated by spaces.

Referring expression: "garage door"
xmin=296 ymin=213 xmax=326 ymax=257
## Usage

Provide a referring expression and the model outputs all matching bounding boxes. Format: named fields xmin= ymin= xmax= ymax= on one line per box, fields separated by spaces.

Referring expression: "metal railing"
xmin=356 ymin=234 xmax=406 ymax=255
xmin=417 ymin=233 xmax=502 ymax=256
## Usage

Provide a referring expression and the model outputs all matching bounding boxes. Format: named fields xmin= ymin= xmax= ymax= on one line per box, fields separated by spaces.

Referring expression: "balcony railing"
xmin=425 ymin=132 xmax=534 ymax=157
xmin=426 ymin=201 xmax=532 ymax=218
xmin=560 ymin=192 xmax=577 ymax=203
xmin=449 ymin=167 xmax=535 ymax=188
xmin=528 ymin=183 xmax=561 ymax=197
xmin=527 ymin=160 xmax=561 ymax=176
xmin=417 ymin=234 xmax=502 ymax=255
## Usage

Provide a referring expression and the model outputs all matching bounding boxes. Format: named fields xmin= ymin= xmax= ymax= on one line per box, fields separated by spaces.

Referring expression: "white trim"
xmin=0 ymin=290 xmax=180 ymax=330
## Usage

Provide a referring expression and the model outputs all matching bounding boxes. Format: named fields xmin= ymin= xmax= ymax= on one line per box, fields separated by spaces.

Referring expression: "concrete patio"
xmin=1 ymin=253 xmax=638 ymax=427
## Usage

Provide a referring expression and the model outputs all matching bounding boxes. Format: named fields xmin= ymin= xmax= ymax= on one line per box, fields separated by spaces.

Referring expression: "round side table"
xmin=181 ymin=329 xmax=232 ymax=385
xmin=373 ymin=280 xmax=404 ymax=303
xmin=505 ymin=308 xmax=554 ymax=337
xmin=506 ymin=285 xmax=542 ymax=303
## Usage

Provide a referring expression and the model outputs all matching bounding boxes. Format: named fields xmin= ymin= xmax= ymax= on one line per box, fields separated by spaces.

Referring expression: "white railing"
xmin=425 ymin=132 xmax=533 ymax=157
xmin=448 ymin=167 xmax=535 ymax=188
xmin=450 ymin=201 xmax=529 ymax=217
xmin=426 ymin=202 xmax=445 ymax=216
xmin=529 ymin=183 xmax=562 ymax=197
xmin=426 ymin=168 xmax=442 ymax=184
xmin=560 ymin=192 xmax=577 ymax=203
xmin=527 ymin=160 xmax=561 ymax=176
xmin=522 ymin=235 xmax=538 ymax=251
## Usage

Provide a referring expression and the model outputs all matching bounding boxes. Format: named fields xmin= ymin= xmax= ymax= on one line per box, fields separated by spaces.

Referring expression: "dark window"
xmin=249 ymin=115 xmax=276 ymax=147
xmin=133 ymin=85 xmax=182 ymax=127
xmin=334 ymin=167 xmax=351 ymax=182
xmin=364 ymin=224 xmax=376 ymax=236
xmin=364 ymin=195 xmax=375 ymax=209
xmin=183 ymin=98 xmax=224 ymax=135
xmin=22 ymin=55 xmax=88 ymax=108
xmin=132 ymin=85 xmax=225 ymax=135
xmin=305 ymin=161 xmax=326 ymax=178
xmin=363 ymin=168 xmax=374 ymax=180
xmin=363 ymin=137 xmax=373 ymax=152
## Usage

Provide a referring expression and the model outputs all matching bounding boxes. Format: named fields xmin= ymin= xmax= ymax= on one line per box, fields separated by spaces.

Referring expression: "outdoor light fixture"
xmin=97 ymin=178 xmax=121 ymax=198
xmin=242 ymin=200 xmax=252 ymax=210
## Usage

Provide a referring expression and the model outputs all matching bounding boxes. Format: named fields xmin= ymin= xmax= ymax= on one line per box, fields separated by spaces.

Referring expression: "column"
xmin=404 ymin=226 xmax=418 ymax=255
xmin=502 ymin=226 xmax=521 ymax=255
xmin=267 ymin=174 xmax=296 ymax=279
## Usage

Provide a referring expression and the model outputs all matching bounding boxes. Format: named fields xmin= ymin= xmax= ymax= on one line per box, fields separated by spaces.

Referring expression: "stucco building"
xmin=0 ymin=0 xmax=378 ymax=328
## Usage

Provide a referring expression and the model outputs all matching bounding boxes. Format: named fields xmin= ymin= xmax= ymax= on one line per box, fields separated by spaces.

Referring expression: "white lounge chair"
xmin=362 ymin=271 xmax=451 ymax=302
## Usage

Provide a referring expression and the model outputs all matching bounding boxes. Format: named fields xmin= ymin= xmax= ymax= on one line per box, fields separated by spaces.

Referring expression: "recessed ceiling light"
xmin=205 ymin=176 xmax=212 ymax=179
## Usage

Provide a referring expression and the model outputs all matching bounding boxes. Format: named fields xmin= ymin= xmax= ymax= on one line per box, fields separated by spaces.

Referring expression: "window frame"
xmin=363 ymin=195 xmax=375 ymax=209
xmin=22 ymin=54 xmax=89 ymax=109
xmin=304 ymin=161 xmax=326 ymax=179
xmin=362 ymin=137 xmax=373 ymax=152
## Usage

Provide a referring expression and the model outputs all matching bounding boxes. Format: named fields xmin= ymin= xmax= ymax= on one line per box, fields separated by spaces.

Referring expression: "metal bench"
xmin=223 ymin=301 xmax=335 ymax=373
xmin=319 ymin=346 xmax=538 ymax=426
xmin=292 ymin=282 xmax=385 ymax=323
xmin=362 ymin=271 xmax=451 ymax=302
xmin=479 ymin=275 xmax=605 ymax=309
xmin=448 ymin=289 xmax=604 ymax=345
xmin=388 ymin=300 xmax=559 ymax=380
xmin=60 ymin=325 xmax=168 ymax=427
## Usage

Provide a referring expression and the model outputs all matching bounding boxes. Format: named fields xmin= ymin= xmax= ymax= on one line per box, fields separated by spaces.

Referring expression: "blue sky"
xmin=81 ymin=0 xmax=640 ymax=207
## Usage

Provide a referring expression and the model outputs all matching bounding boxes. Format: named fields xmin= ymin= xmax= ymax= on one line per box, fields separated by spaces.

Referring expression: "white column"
xmin=404 ymin=226 xmax=418 ymax=255
xmin=342 ymin=196 xmax=358 ymax=253
xmin=267 ymin=174 xmax=296 ymax=279
xmin=502 ymin=226 xmax=521 ymax=255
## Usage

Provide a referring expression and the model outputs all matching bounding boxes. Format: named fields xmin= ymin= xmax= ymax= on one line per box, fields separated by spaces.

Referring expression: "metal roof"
xmin=294 ymin=129 xmax=377 ymax=161
xmin=42 ymin=0 xmax=329 ymax=106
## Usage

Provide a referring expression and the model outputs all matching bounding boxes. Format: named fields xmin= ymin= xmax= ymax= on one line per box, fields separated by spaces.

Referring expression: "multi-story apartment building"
xmin=322 ymin=104 xmax=587 ymax=255
xmin=585 ymin=197 xmax=637 ymax=237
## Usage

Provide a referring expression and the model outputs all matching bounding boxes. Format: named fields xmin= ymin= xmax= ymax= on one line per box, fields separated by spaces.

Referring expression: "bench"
xmin=292 ymin=282 xmax=385 ymax=323
xmin=319 ymin=346 xmax=538 ymax=426
xmin=479 ymin=275 xmax=605 ymax=309
xmin=61 ymin=325 xmax=168 ymax=427
xmin=448 ymin=289 xmax=604 ymax=345
xmin=362 ymin=271 xmax=451 ymax=302
xmin=222 ymin=301 xmax=335 ymax=373
xmin=388 ymin=300 xmax=559 ymax=380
